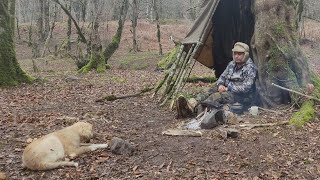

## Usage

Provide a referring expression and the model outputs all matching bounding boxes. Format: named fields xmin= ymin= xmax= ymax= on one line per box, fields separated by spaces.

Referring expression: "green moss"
xmin=267 ymin=44 xmax=292 ymax=73
xmin=78 ymin=57 xmax=94 ymax=74
xmin=105 ymin=64 xmax=111 ymax=69
xmin=289 ymin=100 xmax=315 ymax=127
xmin=96 ymin=65 xmax=105 ymax=73
xmin=96 ymin=51 xmax=106 ymax=73
xmin=112 ymin=36 xmax=120 ymax=44
xmin=133 ymin=63 xmax=148 ymax=70
xmin=105 ymin=95 xmax=117 ymax=101
xmin=178 ymin=92 xmax=194 ymax=100
xmin=78 ymin=49 xmax=105 ymax=74
xmin=110 ymin=76 xmax=127 ymax=83
xmin=0 ymin=5 xmax=33 ymax=87
xmin=311 ymin=74 xmax=320 ymax=99
xmin=103 ymin=31 xmax=122 ymax=63
xmin=273 ymin=22 xmax=286 ymax=38
xmin=118 ymin=52 xmax=154 ymax=70
xmin=186 ymin=75 xmax=216 ymax=83
xmin=157 ymin=46 xmax=178 ymax=70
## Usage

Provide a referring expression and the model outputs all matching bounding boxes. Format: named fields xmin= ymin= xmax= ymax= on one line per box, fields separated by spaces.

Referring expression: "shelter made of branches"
xmin=154 ymin=0 xmax=255 ymax=108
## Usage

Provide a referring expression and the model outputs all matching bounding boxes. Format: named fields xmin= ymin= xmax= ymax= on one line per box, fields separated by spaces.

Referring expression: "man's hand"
xmin=218 ymin=85 xmax=228 ymax=93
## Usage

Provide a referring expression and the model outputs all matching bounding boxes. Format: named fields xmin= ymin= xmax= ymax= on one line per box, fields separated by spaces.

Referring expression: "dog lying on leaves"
xmin=22 ymin=122 xmax=108 ymax=170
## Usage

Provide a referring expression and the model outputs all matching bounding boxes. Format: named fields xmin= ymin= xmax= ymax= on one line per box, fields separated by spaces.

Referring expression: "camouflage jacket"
xmin=216 ymin=58 xmax=257 ymax=95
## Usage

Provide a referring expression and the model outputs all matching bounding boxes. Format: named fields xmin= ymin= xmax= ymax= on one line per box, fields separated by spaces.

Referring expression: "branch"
xmin=303 ymin=15 xmax=320 ymax=23
xmin=238 ymin=121 xmax=289 ymax=130
xmin=95 ymin=87 xmax=154 ymax=102
xmin=272 ymin=83 xmax=320 ymax=102
xmin=52 ymin=0 xmax=87 ymax=44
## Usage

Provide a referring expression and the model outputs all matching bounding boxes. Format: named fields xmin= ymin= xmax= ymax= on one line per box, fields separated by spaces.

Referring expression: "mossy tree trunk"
xmin=0 ymin=0 xmax=33 ymax=86
xmin=252 ymin=0 xmax=311 ymax=107
xmin=103 ymin=0 xmax=129 ymax=64
xmin=78 ymin=0 xmax=105 ymax=74
xmin=54 ymin=0 xmax=103 ymax=73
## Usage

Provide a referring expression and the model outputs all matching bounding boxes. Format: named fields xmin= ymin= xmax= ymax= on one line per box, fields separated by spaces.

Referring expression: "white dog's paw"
xmin=73 ymin=162 xmax=79 ymax=167
xmin=90 ymin=146 xmax=98 ymax=151
xmin=90 ymin=144 xmax=108 ymax=151
xmin=97 ymin=144 xmax=108 ymax=148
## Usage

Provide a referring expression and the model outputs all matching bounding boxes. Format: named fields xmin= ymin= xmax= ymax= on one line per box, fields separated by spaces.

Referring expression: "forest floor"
xmin=1 ymin=19 xmax=320 ymax=179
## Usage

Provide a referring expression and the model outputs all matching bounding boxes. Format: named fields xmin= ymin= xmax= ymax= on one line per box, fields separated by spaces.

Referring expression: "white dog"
xmin=22 ymin=122 xmax=108 ymax=170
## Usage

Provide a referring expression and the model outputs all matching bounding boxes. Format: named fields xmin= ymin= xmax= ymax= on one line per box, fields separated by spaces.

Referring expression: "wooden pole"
xmin=160 ymin=45 xmax=195 ymax=106
xmin=159 ymin=45 xmax=185 ymax=100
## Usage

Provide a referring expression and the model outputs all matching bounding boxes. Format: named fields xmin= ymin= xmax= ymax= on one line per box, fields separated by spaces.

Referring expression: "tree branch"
xmin=272 ymin=83 xmax=320 ymax=102
xmin=52 ymin=0 xmax=87 ymax=44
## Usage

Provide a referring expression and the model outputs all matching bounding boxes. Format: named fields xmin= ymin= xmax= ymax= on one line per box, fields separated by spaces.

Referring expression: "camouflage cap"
xmin=232 ymin=42 xmax=249 ymax=53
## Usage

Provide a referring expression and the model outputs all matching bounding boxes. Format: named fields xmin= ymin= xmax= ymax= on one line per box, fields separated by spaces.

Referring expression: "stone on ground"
xmin=110 ymin=137 xmax=134 ymax=155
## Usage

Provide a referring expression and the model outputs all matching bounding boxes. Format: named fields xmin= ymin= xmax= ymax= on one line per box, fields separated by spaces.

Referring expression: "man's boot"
xmin=175 ymin=95 xmax=195 ymax=119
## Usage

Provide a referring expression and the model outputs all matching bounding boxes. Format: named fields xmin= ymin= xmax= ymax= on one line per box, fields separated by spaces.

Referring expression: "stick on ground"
xmin=96 ymin=87 xmax=153 ymax=102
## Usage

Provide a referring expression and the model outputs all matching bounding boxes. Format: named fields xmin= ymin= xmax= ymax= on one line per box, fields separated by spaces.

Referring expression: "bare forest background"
xmin=15 ymin=0 xmax=205 ymax=57
xmin=14 ymin=0 xmax=320 ymax=60
xmin=2 ymin=0 xmax=320 ymax=179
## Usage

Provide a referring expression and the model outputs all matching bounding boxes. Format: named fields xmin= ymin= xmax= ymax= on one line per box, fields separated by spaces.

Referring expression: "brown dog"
xmin=22 ymin=122 xmax=108 ymax=170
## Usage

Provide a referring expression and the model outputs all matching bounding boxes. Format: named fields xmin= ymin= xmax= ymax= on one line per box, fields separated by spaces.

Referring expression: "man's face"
xmin=233 ymin=52 xmax=245 ymax=64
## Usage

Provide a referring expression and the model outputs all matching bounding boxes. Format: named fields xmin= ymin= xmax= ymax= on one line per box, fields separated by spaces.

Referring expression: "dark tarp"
xmin=181 ymin=0 xmax=220 ymax=68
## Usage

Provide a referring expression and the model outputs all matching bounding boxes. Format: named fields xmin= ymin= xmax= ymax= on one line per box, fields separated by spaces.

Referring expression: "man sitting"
xmin=176 ymin=42 xmax=257 ymax=118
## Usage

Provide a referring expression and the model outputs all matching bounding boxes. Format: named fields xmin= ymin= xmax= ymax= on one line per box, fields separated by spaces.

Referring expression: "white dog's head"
xmin=72 ymin=122 xmax=93 ymax=143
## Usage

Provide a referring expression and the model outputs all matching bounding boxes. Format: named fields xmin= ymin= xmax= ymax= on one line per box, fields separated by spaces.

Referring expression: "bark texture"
xmin=0 ymin=0 xmax=32 ymax=86
xmin=252 ymin=0 xmax=310 ymax=106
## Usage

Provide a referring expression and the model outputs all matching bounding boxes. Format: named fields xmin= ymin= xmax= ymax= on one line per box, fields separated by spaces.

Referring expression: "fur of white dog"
xmin=22 ymin=122 xmax=108 ymax=170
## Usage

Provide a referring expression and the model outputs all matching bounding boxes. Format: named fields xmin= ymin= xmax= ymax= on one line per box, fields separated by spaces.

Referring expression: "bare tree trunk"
xmin=252 ymin=0 xmax=311 ymax=107
xmin=28 ymin=11 xmax=34 ymax=47
xmin=16 ymin=0 xmax=21 ymax=40
xmin=66 ymin=1 xmax=72 ymax=51
xmin=37 ymin=0 xmax=44 ymax=42
xmin=41 ymin=4 xmax=58 ymax=57
xmin=82 ymin=0 xmax=87 ymax=22
xmin=153 ymin=0 xmax=162 ymax=56
xmin=16 ymin=17 xmax=21 ymax=40
xmin=53 ymin=0 xmax=87 ymax=44
xmin=43 ymin=0 xmax=50 ymax=38
xmin=0 ymin=0 xmax=32 ymax=86
xmin=131 ymin=0 xmax=139 ymax=52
